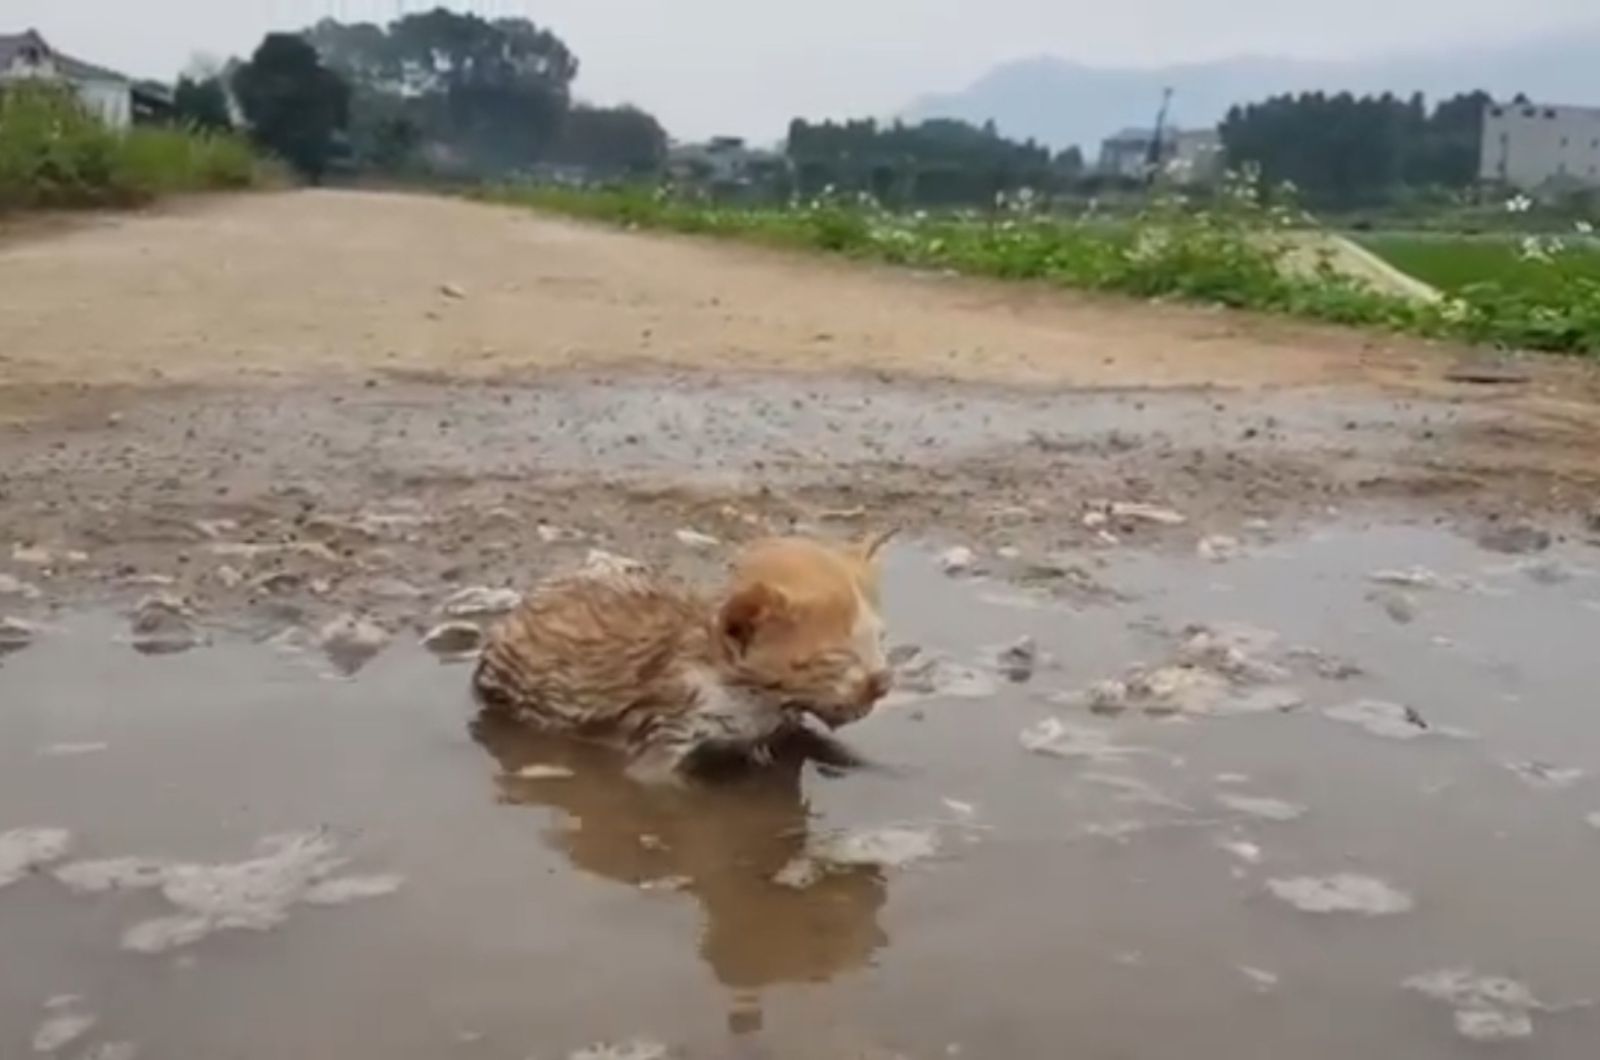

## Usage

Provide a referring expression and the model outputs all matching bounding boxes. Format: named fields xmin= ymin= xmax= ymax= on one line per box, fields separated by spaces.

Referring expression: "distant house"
xmin=1098 ymin=126 xmax=1222 ymax=185
xmin=1480 ymin=100 xmax=1600 ymax=190
xmin=1169 ymin=129 xmax=1224 ymax=184
xmin=1098 ymin=128 xmax=1163 ymax=179
xmin=667 ymin=136 xmax=785 ymax=188
xmin=0 ymin=29 xmax=132 ymax=129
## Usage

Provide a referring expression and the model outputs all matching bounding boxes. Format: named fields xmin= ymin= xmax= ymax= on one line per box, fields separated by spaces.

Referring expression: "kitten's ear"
xmin=719 ymin=581 xmax=788 ymax=653
xmin=854 ymin=527 xmax=899 ymax=564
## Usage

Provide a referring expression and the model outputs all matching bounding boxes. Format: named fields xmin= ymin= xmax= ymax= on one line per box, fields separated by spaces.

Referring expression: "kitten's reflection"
xmin=470 ymin=711 xmax=889 ymax=990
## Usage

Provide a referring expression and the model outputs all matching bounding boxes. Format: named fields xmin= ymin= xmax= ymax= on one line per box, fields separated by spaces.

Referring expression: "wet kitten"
xmin=472 ymin=533 xmax=894 ymax=779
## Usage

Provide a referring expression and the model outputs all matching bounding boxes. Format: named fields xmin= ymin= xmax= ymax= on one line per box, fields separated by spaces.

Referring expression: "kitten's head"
xmin=717 ymin=531 xmax=895 ymax=729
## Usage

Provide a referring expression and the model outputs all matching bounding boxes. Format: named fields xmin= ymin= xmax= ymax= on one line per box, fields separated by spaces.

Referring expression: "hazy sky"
xmin=10 ymin=0 xmax=1597 ymax=142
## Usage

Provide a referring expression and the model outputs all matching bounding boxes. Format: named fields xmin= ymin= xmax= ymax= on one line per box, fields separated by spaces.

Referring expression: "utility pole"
xmin=1146 ymin=86 xmax=1174 ymax=186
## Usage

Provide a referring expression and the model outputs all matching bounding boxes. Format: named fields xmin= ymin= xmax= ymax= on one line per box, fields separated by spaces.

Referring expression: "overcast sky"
xmin=10 ymin=0 xmax=1597 ymax=142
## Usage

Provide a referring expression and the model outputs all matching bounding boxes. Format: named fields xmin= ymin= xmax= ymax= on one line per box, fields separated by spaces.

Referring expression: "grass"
xmin=0 ymin=83 xmax=264 ymax=213
xmin=1359 ymin=232 xmax=1600 ymax=297
xmin=479 ymin=182 xmax=1600 ymax=356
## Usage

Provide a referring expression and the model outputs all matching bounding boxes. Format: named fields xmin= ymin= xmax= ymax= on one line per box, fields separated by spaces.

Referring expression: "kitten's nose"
xmin=862 ymin=669 xmax=893 ymax=703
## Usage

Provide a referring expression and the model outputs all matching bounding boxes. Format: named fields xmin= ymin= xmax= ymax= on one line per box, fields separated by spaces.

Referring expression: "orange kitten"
xmin=472 ymin=534 xmax=894 ymax=778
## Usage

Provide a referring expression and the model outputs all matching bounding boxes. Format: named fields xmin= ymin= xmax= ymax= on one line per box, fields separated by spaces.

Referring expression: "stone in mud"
xmin=1108 ymin=501 xmax=1187 ymax=527
xmin=0 ymin=572 xmax=42 ymax=600
xmin=129 ymin=593 xmax=201 ymax=655
xmin=1266 ymin=873 xmax=1413 ymax=915
xmin=421 ymin=621 xmax=483 ymax=657
xmin=1503 ymin=760 xmax=1586 ymax=790
xmin=441 ymin=586 xmax=522 ymax=618
xmin=1370 ymin=588 xmax=1418 ymax=624
xmin=807 ymin=826 xmax=939 ymax=869
xmin=1196 ymin=534 xmax=1241 ymax=562
xmin=888 ymin=647 xmax=996 ymax=702
xmin=439 ymin=281 xmax=467 ymax=299
xmin=990 ymin=636 xmax=1038 ymax=683
xmin=1477 ymin=522 xmax=1552 ymax=555
xmin=937 ymin=546 xmax=977 ymax=575
xmin=772 ymin=856 xmax=824 ymax=890
xmin=1404 ymin=968 xmax=1547 ymax=1042
xmin=0 ymin=827 xmax=74 ymax=887
xmin=1217 ymin=794 xmax=1307 ymax=822
xmin=1369 ymin=566 xmax=1446 ymax=589
xmin=0 ymin=615 xmax=38 ymax=653
xmin=11 ymin=544 xmax=54 ymax=566
xmin=536 ymin=523 xmax=585 ymax=544
xmin=55 ymin=830 xmax=401 ymax=954
xmin=508 ymin=764 xmax=576 ymax=780
xmin=318 ymin=613 xmax=391 ymax=675
xmin=673 ymin=527 xmax=721 ymax=551
xmin=32 ymin=1008 xmax=97 ymax=1053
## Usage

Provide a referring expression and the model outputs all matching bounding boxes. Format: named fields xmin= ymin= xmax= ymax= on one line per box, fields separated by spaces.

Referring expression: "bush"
xmin=0 ymin=83 xmax=263 ymax=212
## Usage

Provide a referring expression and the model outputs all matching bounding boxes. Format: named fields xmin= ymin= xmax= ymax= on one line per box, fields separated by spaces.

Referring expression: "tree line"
xmin=1220 ymin=91 xmax=1491 ymax=208
xmin=785 ymin=117 xmax=1084 ymax=206
xmin=170 ymin=8 xmax=666 ymax=181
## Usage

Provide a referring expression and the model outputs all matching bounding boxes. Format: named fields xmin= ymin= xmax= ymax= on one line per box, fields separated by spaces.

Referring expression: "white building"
xmin=1480 ymin=100 xmax=1600 ymax=190
xmin=0 ymin=29 xmax=132 ymax=129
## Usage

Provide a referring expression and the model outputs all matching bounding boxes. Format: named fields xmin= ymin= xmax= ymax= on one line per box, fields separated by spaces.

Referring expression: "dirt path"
xmin=0 ymin=190 xmax=1507 ymax=394
xmin=1 ymin=189 xmax=1597 ymax=627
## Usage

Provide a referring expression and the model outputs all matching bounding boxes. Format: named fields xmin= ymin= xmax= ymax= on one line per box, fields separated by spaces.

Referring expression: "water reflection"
xmin=470 ymin=713 xmax=889 ymax=991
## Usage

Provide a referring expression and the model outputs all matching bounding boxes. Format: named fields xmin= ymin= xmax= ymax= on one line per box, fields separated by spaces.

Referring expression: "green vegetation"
xmin=1360 ymin=232 xmax=1600 ymax=296
xmin=482 ymin=178 xmax=1600 ymax=356
xmin=0 ymin=84 xmax=261 ymax=212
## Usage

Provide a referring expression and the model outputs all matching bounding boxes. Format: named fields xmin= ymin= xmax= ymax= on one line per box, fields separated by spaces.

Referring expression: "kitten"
xmin=472 ymin=533 xmax=894 ymax=779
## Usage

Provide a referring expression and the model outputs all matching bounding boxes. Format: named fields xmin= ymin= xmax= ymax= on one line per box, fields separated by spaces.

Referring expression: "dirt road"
xmin=5 ymin=191 xmax=1600 ymax=1059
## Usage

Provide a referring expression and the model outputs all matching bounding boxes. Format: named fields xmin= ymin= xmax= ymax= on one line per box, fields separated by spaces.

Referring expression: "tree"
xmin=233 ymin=34 xmax=350 ymax=181
xmin=550 ymin=105 xmax=666 ymax=176
xmin=306 ymin=10 xmax=580 ymax=174
xmin=172 ymin=76 xmax=232 ymax=132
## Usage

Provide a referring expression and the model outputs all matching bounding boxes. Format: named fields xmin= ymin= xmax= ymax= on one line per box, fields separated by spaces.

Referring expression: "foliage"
xmin=232 ymin=34 xmax=351 ymax=181
xmin=305 ymin=10 xmax=579 ymax=175
xmin=786 ymin=117 xmax=1071 ymax=207
xmin=172 ymin=76 xmax=233 ymax=132
xmin=1360 ymin=233 xmax=1600 ymax=296
xmin=0 ymin=83 xmax=260 ymax=212
xmin=1222 ymin=91 xmax=1492 ymax=208
xmin=479 ymin=176 xmax=1600 ymax=356
xmin=550 ymin=105 xmax=667 ymax=177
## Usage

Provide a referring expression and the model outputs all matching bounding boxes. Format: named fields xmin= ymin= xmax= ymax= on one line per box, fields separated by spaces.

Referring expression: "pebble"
xmin=1503 ymin=760 xmax=1586 ymax=790
xmin=1477 ymin=522 xmax=1552 ymax=555
xmin=0 ymin=827 xmax=74 ymax=887
xmin=129 ymin=593 xmax=201 ymax=654
xmin=1266 ymin=873 xmax=1413 ymax=915
xmin=442 ymin=586 xmax=522 ymax=617
xmin=318 ymin=613 xmax=392 ymax=675
xmin=1196 ymin=534 xmax=1241 ymax=562
xmin=673 ymin=528 xmax=721 ymax=551
xmin=1404 ymin=968 xmax=1547 ymax=1042
xmin=509 ymin=764 xmax=575 ymax=780
xmin=937 ymin=545 xmax=977 ymax=575
xmin=1109 ymin=501 xmax=1187 ymax=526
xmin=421 ymin=621 xmax=484 ymax=657
xmin=1371 ymin=588 xmax=1418 ymax=624
xmin=0 ymin=572 xmax=42 ymax=599
xmin=0 ymin=616 xmax=38 ymax=651
xmin=32 ymin=1009 xmax=97 ymax=1053
xmin=439 ymin=282 xmax=467 ymax=299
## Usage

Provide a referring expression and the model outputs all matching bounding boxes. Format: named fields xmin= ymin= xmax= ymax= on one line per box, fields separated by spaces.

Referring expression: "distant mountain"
xmin=903 ymin=29 xmax=1600 ymax=153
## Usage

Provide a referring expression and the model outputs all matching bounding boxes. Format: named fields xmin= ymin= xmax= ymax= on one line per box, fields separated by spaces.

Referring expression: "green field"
xmin=1358 ymin=233 xmax=1600 ymax=297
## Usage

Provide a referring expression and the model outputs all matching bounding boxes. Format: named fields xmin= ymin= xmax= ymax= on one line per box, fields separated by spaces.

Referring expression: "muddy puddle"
xmin=4 ymin=524 xmax=1600 ymax=1058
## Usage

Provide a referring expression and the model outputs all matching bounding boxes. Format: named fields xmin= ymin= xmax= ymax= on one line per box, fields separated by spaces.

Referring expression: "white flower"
xmin=1505 ymin=194 xmax=1533 ymax=214
xmin=1518 ymin=235 xmax=1550 ymax=262
xmin=1576 ymin=220 xmax=1595 ymax=235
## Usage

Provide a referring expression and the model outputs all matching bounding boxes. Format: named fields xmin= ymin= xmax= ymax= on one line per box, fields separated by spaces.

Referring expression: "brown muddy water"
xmin=4 ymin=525 xmax=1600 ymax=1059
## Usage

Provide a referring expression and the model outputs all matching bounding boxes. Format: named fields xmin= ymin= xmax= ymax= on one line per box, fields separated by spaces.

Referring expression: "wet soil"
xmin=4 ymin=529 xmax=1600 ymax=1058
xmin=4 ymin=190 xmax=1600 ymax=1058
